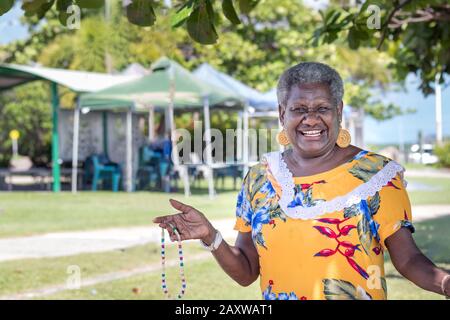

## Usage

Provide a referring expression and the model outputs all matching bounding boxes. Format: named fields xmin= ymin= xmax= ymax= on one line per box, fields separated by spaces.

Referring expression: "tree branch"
xmin=377 ymin=0 xmax=413 ymax=50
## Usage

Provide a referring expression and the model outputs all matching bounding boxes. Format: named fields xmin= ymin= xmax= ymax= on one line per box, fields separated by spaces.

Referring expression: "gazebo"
xmin=193 ymin=63 xmax=280 ymax=171
xmin=0 ymin=63 xmax=140 ymax=192
xmin=78 ymin=57 xmax=244 ymax=197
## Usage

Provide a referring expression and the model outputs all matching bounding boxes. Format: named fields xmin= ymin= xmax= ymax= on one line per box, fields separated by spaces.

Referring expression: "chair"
xmin=136 ymin=146 xmax=161 ymax=190
xmin=214 ymin=164 xmax=243 ymax=191
xmin=84 ymin=154 xmax=122 ymax=192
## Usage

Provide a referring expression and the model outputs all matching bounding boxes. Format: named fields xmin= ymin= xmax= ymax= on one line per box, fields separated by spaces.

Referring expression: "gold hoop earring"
xmin=276 ymin=129 xmax=290 ymax=146
xmin=336 ymin=127 xmax=351 ymax=148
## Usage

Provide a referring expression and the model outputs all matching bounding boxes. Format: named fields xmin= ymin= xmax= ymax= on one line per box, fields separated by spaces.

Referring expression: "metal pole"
xmin=102 ymin=111 xmax=109 ymax=158
xmin=435 ymin=75 xmax=443 ymax=146
xmin=243 ymin=104 xmax=249 ymax=176
xmin=167 ymin=64 xmax=190 ymax=196
xmin=148 ymin=105 xmax=155 ymax=141
xmin=203 ymin=96 xmax=215 ymax=199
xmin=126 ymin=109 xmax=133 ymax=192
xmin=71 ymin=105 xmax=80 ymax=193
xmin=236 ymin=111 xmax=242 ymax=162
xmin=50 ymin=82 xmax=61 ymax=192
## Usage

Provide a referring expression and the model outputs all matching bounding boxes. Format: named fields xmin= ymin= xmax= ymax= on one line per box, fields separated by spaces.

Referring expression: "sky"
xmin=0 ymin=0 xmax=448 ymax=146
xmin=0 ymin=4 xmax=28 ymax=45
xmin=364 ymin=76 xmax=449 ymax=145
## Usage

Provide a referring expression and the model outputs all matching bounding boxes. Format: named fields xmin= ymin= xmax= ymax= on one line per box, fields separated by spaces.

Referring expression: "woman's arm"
xmin=153 ymin=199 xmax=260 ymax=287
xmin=210 ymin=232 xmax=260 ymax=286
xmin=386 ymin=228 xmax=449 ymax=296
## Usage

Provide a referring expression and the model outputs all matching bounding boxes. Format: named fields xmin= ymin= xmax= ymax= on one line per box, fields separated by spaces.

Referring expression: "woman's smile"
xmin=297 ymin=128 xmax=327 ymax=139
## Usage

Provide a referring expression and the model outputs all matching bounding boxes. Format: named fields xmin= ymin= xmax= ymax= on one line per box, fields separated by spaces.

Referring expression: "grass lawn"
xmin=0 ymin=241 xmax=205 ymax=297
xmin=0 ymin=216 xmax=448 ymax=300
xmin=0 ymin=190 xmax=238 ymax=238
xmin=407 ymin=177 xmax=450 ymax=206
xmin=0 ymin=176 xmax=449 ymax=238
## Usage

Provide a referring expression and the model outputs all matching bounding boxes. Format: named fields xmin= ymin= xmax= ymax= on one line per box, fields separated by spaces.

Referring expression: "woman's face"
xmin=279 ymin=83 xmax=343 ymax=158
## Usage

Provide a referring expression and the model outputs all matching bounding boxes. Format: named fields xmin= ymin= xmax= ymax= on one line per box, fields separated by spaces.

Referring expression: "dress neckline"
xmin=262 ymin=150 xmax=403 ymax=220
xmin=280 ymin=149 xmax=368 ymax=182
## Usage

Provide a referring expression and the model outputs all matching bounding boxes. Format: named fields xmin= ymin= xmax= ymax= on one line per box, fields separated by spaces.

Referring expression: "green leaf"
xmin=187 ymin=0 xmax=218 ymax=45
xmin=36 ymin=0 xmax=55 ymax=19
xmin=74 ymin=0 xmax=104 ymax=9
xmin=222 ymin=0 xmax=240 ymax=25
xmin=357 ymin=216 xmax=372 ymax=254
xmin=323 ymin=279 xmax=357 ymax=300
xmin=56 ymin=0 xmax=72 ymax=11
xmin=56 ymin=0 xmax=72 ymax=25
xmin=348 ymin=26 xmax=360 ymax=49
xmin=171 ymin=0 xmax=195 ymax=28
xmin=238 ymin=0 xmax=259 ymax=14
xmin=22 ymin=0 xmax=50 ymax=14
xmin=381 ymin=277 xmax=387 ymax=295
xmin=343 ymin=203 xmax=360 ymax=218
xmin=0 ymin=0 xmax=15 ymax=16
xmin=369 ymin=192 xmax=380 ymax=215
xmin=323 ymin=278 xmax=372 ymax=300
xmin=126 ymin=0 xmax=156 ymax=27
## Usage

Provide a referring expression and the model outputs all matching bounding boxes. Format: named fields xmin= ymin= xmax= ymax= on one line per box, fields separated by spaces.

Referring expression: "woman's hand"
xmin=153 ymin=199 xmax=216 ymax=245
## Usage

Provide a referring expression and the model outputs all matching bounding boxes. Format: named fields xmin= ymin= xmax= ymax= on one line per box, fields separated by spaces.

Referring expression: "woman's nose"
xmin=302 ymin=113 xmax=322 ymax=126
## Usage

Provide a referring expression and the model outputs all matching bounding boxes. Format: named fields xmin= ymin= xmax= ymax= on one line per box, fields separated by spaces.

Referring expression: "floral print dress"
xmin=234 ymin=150 xmax=414 ymax=300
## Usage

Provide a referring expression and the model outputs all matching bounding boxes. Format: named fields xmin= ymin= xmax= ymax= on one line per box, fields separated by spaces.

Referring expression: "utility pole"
xmin=104 ymin=0 xmax=113 ymax=74
xmin=435 ymin=74 xmax=443 ymax=146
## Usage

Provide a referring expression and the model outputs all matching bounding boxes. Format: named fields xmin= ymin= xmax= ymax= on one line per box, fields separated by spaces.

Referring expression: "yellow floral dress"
xmin=234 ymin=150 xmax=414 ymax=300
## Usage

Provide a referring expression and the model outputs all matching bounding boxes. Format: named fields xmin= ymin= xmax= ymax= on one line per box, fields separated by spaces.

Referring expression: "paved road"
xmin=0 ymin=219 xmax=238 ymax=262
xmin=405 ymin=169 xmax=450 ymax=178
xmin=0 ymin=205 xmax=449 ymax=263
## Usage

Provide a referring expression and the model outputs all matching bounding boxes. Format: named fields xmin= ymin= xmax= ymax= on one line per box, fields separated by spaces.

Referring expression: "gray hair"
xmin=277 ymin=62 xmax=344 ymax=107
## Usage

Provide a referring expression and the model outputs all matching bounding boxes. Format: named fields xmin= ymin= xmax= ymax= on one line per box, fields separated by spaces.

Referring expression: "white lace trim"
xmin=262 ymin=151 xmax=405 ymax=220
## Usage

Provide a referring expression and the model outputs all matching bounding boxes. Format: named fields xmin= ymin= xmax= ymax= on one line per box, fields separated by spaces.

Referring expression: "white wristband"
xmin=441 ymin=274 xmax=450 ymax=297
xmin=200 ymin=229 xmax=222 ymax=251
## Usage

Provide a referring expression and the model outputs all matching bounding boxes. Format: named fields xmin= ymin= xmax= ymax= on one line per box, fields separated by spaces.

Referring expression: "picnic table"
xmin=0 ymin=168 xmax=52 ymax=191
xmin=0 ymin=168 xmax=84 ymax=191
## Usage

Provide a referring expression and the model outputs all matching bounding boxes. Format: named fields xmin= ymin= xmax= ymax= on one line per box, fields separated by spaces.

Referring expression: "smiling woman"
xmin=153 ymin=62 xmax=450 ymax=300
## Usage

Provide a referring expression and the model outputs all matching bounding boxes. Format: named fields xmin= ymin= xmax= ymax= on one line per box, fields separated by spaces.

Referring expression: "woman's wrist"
xmin=201 ymin=226 xmax=217 ymax=246
xmin=441 ymin=274 xmax=450 ymax=297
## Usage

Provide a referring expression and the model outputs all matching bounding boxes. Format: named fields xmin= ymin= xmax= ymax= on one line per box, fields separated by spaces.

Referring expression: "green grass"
xmin=407 ymin=177 xmax=450 ymax=205
xmin=0 ymin=216 xmax=448 ymax=300
xmin=42 ymin=258 xmax=261 ymax=300
xmin=403 ymin=163 xmax=437 ymax=170
xmin=1 ymin=173 xmax=449 ymax=238
xmin=0 ymin=191 xmax=238 ymax=238
xmin=0 ymin=241 xmax=206 ymax=297
xmin=0 ymin=175 xmax=449 ymax=238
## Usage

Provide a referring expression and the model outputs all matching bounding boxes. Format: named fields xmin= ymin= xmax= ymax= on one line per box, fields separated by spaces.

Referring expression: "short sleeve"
xmin=373 ymin=173 xmax=415 ymax=250
xmin=233 ymin=170 xmax=253 ymax=233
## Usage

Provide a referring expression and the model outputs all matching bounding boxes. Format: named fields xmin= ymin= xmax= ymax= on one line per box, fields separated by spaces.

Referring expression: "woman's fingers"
xmin=169 ymin=198 xmax=192 ymax=214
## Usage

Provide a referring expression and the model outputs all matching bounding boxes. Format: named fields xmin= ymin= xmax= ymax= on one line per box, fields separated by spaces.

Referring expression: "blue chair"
xmin=84 ymin=154 xmax=122 ymax=192
xmin=136 ymin=147 xmax=161 ymax=190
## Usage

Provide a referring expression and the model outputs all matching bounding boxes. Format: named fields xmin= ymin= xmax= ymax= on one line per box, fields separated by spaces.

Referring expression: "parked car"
xmin=408 ymin=144 xmax=439 ymax=165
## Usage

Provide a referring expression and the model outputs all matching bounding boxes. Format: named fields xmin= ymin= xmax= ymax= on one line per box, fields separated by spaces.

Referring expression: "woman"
xmin=154 ymin=62 xmax=450 ymax=300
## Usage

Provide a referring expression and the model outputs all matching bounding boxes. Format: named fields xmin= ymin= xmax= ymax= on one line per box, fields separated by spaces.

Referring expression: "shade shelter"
xmin=194 ymin=63 xmax=280 ymax=170
xmin=0 ymin=63 xmax=140 ymax=192
xmin=79 ymin=57 xmax=244 ymax=197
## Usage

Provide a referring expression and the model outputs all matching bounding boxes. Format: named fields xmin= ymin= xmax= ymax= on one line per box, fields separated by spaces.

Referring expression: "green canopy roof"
xmin=80 ymin=57 xmax=244 ymax=111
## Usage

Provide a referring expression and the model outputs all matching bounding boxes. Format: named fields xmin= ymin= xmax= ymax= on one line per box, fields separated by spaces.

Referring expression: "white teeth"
xmin=302 ymin=130 xmax=322 ymax=136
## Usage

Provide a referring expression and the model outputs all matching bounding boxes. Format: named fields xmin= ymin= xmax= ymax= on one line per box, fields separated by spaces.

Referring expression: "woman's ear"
xmin=337 ymin=101 xmax=344 ymax=123
xmin=278 ymin=104 xmax=285 ymax=126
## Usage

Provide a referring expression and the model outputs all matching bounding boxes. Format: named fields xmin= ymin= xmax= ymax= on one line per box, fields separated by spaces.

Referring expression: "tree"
xmin=311 ymin=0 xmax=450 ymax=95
xmin=0 ymin=0 xmax=410 ymax=165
